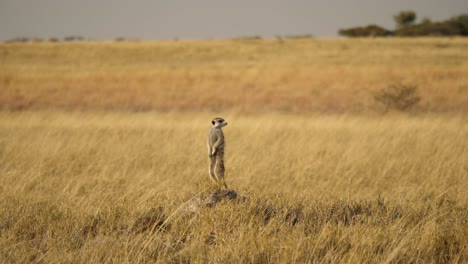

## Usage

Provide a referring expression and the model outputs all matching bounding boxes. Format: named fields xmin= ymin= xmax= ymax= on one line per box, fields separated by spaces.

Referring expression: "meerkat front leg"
xmin=211 ymin=138 xmax=222 ymax=157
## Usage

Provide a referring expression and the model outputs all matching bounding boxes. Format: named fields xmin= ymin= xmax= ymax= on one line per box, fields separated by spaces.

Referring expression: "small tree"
xmin=394 ymin=11 xmax=417 ymax=28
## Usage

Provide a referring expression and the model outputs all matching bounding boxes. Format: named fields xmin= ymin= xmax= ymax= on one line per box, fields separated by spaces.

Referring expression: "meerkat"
xmin=207 ymin=117 xmax=228 ymax=188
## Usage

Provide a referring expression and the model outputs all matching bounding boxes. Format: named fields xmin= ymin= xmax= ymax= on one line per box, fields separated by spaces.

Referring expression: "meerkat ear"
xmin=212 ymin=121 xmax=215 ymax=125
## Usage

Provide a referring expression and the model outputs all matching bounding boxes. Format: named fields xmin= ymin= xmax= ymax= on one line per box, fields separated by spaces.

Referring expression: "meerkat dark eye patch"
xmin=212 ymin=121 xmax=215 ymax=125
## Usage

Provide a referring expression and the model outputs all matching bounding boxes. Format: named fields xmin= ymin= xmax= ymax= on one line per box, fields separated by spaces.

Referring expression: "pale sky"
xmin=1 ymin=0 xmax=467 ymax=41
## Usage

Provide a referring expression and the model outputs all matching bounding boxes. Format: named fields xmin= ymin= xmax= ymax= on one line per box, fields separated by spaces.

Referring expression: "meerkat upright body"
xmin=207 ymin=117 xmax=228 ymax=188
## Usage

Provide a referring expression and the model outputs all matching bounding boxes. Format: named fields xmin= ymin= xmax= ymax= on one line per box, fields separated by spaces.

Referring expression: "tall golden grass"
xmin=1 ymin=38 xmax=468 ymax=112
xmin=0 ymin=111 xmax=467 ymax=263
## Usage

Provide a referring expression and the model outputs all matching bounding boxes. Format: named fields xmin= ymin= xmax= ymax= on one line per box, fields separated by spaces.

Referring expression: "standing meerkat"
xmin=207 ymin=117 xmax=228 ymax=188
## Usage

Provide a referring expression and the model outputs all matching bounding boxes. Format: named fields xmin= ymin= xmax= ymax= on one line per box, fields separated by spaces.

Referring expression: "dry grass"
xmin=1 ymin=38 xmax=468 ymax=113
xmin=0 ymin=111 xmax=467 ymax=263
xmin=1 ymin=38 xmax=467 ymax=262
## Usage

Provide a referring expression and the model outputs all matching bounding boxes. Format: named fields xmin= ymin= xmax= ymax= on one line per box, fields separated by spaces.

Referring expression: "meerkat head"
xmin=211 ymin=117 xmax=228 ymax=128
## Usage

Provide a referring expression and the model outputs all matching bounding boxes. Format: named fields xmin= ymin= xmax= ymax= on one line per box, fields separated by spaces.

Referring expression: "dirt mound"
xmin=183 ymin=189 xmax=247 ymax=214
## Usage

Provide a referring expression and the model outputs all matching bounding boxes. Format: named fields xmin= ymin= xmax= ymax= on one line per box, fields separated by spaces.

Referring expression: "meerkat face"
xmin=212 ymin=117 xmax=228 ymax=128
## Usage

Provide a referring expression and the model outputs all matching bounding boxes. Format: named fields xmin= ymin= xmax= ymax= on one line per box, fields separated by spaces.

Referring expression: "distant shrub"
xmin=64 ymin=36 xmax=85 ymax=41
xmin=49 ymin=38 xmax=59 ymax=42
xmin=396 ymin=14 xmax=468 ymax=36
xmin=233 ymin=35 xmax=263 ymax=41
xmin=284 ymin=34 xmax=314 ymax=39
xmin=115 ymin=37 xmax=126 ymax=42
xmin=450 ymin=14 xmax=468 ymax=35
xmin=5 ymin=37 xmax=29 ymax=43
xmin=374 ymin=84 xmax=421 ymax=112
xmin=339 ymin=12 xmax=468 ymax=37
xmin=339 ymin=25 xmax=393 ymax=37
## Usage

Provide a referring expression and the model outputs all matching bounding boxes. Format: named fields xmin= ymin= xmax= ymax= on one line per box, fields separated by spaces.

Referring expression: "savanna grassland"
xmin=1 ymin=38 xmax=468 ymax=112
xmin=0 ymin=38 xmax=468 ymax=263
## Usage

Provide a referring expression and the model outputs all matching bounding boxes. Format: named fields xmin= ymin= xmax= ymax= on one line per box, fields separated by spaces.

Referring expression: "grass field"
xmin=0 ymin=38 xmax=468 ymax=263
xmin=1 ymin=112 xmax=467 ymax=263
xmin=1 ymin=38 xmax=468 ymax=112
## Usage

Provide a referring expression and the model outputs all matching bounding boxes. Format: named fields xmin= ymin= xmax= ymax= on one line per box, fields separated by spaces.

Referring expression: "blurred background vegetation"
xmin=339 ymin=11 xmax=468 ymax=37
